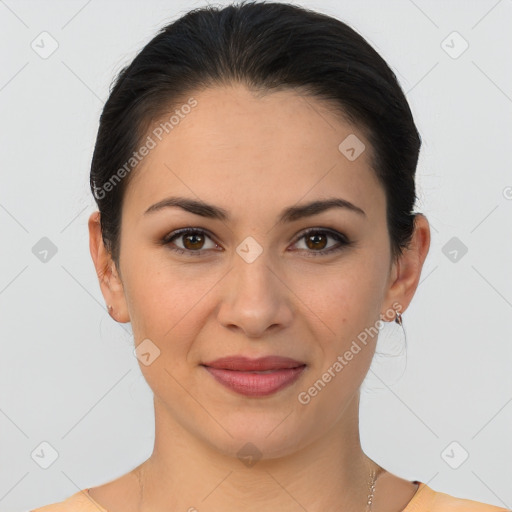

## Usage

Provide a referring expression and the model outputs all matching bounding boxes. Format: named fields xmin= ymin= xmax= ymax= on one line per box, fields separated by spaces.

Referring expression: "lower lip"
xmin=202 ymin=365 xmax=306 ymax=397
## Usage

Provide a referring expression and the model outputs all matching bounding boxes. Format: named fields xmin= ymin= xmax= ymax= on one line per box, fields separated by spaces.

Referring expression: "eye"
xmin=291 ymin=228 xmax=351 ymax=256
xmin=162 ymin=228 xmax=220 ymax=256
xmin=161 ymin=227 xmax=352 ymax=257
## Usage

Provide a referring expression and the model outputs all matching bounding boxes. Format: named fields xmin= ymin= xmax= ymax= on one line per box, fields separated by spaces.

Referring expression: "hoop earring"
xmin=395 ymin=311 xmax=403 ymax=326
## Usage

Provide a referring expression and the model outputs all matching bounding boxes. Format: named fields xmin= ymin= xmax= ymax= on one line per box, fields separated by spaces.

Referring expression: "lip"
xmin=202 ymin=355 xmax=305 ymax=371
xmin=201 ymin=356 xmax=307 ymax=397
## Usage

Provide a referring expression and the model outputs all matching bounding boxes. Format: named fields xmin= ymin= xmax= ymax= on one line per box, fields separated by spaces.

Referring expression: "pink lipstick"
xmin=201 ymin=355 xmax=306 ymax=397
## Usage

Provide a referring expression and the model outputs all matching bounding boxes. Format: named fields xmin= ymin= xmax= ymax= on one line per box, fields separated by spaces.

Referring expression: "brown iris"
xmin=305 ymin=232 xmax=328 ymax=251
xmin=182 ymin=232 xmax=205 ymax=250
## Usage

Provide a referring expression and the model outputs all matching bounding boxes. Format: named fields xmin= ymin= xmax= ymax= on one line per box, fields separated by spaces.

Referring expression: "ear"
xmin=88 ymin=211 xmax=130 ymax=323
xmin=381 ymin=213 xmax=431 ymax=319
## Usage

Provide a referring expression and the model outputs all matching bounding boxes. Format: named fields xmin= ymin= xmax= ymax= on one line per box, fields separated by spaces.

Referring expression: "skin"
xmin=88 ymin=83 xmax=430 ymax=512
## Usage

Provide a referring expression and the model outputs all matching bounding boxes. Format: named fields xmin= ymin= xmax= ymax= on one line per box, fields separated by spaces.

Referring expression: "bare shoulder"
xmin=87 ymin=466 xmax=142 ymax=512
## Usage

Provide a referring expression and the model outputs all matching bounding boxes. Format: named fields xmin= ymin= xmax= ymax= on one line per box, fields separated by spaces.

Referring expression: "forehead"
xmin=123 ymin=84 xmax=384 ymax=222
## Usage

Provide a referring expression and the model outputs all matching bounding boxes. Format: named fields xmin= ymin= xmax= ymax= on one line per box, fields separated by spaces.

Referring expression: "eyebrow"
xmin=144 ymin=196 xmax=366 ymax=223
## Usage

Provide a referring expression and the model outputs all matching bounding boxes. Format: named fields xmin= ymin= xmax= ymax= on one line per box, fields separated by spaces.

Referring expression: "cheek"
xmin=123 ymin=258 xmax=221 ymax=384
xmin=125 ymin=265 xmax=203 ymax=396
xmin=122 ymin=250 xmax=204 ymax=336
xmin=296 ymin=265 xmax=383 ymax=415
xmin=298 ymin=266 xmax=387 ymax=390
xmin=306 ymin=260 xmax=384 ymax=334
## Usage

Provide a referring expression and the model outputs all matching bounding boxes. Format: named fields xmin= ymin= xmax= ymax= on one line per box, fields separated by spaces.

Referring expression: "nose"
xmin=216 ymin=249 xmax=293 ymax=339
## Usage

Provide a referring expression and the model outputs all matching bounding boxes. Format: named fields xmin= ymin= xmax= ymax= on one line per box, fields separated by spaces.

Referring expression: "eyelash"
xmin=161 ymin=227 xmax=352 ymax=257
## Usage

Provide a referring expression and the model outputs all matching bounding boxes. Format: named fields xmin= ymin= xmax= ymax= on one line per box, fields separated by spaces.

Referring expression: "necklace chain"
xmin=366 ymin=465 xmax=382 ymax=512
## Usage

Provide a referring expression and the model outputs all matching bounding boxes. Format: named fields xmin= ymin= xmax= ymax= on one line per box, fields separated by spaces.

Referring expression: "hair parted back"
xmin=90 ymin=0 xmax=421 ymax=268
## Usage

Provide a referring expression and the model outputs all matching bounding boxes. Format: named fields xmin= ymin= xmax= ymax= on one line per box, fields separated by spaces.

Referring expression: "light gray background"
xmin=1 ymin=0 xmax=511 ymax=511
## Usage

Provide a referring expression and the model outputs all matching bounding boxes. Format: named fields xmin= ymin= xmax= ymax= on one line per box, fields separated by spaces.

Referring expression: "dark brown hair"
xmin=90 ymin=0 xmax=421 ymax=268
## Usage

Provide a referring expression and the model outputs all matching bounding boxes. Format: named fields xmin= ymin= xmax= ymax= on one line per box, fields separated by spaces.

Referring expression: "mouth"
xmin=201 ymin=355 xmax=307 ymax=397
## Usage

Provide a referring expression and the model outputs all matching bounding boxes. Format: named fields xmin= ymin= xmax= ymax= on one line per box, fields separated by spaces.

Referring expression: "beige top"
xmin=30 ymin=482 xmax=510 ymax=511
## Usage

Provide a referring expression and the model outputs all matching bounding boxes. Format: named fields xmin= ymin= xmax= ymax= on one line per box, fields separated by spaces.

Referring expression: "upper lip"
xmin=202 ymin=356 xmax=306 ymax=371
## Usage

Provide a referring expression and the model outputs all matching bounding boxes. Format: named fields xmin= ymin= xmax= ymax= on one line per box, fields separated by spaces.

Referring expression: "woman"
xmin=31 ymin=1 xmax=508 ymax=511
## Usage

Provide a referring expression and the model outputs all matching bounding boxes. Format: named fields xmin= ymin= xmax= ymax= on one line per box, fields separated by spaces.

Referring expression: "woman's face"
xmin=97 ymin=84 xmax=413 ymax=458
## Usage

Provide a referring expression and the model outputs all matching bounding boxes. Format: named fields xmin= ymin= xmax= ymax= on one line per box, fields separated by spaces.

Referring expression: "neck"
xmin=136 ymin=391 xmax=384 ymax=512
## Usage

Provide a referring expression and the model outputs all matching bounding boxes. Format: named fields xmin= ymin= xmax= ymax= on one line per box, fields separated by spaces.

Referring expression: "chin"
xmin=197 ymin=412 xmax=313 ymax=462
